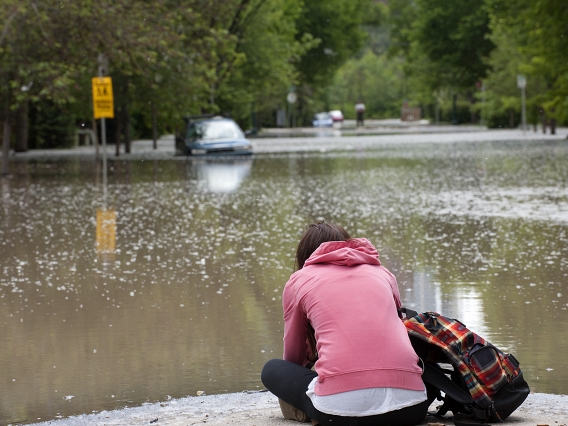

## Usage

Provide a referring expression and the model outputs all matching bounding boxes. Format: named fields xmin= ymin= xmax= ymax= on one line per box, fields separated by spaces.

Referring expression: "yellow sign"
xmin=92 ymin=77 xmax=114 ymax=119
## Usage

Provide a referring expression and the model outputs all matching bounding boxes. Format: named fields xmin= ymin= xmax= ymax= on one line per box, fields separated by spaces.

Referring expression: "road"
xmin=4 ymin=126 xmax=568 ymax=161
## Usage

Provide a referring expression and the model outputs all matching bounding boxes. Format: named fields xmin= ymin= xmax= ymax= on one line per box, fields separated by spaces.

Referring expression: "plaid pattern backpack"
xmin=400 ymin=308 xmax=530 ymax=422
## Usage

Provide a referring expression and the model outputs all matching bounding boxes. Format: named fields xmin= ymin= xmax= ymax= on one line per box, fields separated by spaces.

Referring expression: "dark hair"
xmin=295 ymin=222 xmax=351 ymax=270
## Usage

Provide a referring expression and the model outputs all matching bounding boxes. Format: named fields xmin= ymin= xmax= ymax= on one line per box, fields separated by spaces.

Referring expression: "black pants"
xmin=261 ymin=359 xmax=429 ymax=426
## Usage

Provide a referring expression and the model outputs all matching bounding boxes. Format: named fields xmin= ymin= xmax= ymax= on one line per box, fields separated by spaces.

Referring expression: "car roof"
xmin=204 ymin=116 xmax=232 ymax=121
xmin=191 ymin=116 xmax=235 ymax=124
xmin=184 ymin=114 xmax=235 ymax=124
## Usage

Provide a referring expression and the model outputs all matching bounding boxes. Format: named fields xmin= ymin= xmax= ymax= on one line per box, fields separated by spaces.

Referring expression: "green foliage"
xmin=296 ymin=0 xmax=368 ymax=88
xmin=473 ymin=16 xmax=546 ymax=128
xmin=28 ymin=100 xmax=76 ymax=149
xmin=411 ymin=0 xmax=494 ymax=91
xmin=216 ymin=0 xmax=307 ymax=127
xmin=2 ymin=0 xmax=567 ymax=142
xmin=388 ymin=0 xmax=495 ymax=118
xmin=328 ymin=51 xmax=406 ymax=119
xmin=486 ymin=0 xmax=568 ymax=124
xmin=292 ymin=0 xmax=371 ymax=123
xmin=1 ymin=0 xmax=371 ymax=141
xmin=386 ymin=0 xmax=568 ymax=126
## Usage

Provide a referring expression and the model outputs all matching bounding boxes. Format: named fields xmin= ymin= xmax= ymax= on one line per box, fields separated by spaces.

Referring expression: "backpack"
xmin=400 ymin=308 xmax=530 ymax=423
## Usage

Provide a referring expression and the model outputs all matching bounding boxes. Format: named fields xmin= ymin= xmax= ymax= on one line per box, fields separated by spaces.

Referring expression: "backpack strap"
xmin=422 ymin=363 xmax=474 ymax=406
xmin=398 ymin=307 xmax=419 ymax=318
xmin=453 ymin=409 xmax=498 ymax=425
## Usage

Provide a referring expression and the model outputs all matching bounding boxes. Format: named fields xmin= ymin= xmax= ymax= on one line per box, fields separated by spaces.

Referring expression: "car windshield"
xmin=315 ymin=113 xmax=330 ymax=120
xmin=188 ymin=120 xmax=244 ymax=141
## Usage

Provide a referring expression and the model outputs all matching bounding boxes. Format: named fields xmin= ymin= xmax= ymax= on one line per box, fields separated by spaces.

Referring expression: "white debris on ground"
xmin=31 ymin=391 xmax=282 ymax=426
xmin=30 ymin=392 xmax=568 ymax=426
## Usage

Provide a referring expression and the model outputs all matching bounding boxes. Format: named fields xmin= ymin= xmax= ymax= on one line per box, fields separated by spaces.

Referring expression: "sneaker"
xmin=278 ymin=398 xmax=311 ymax=422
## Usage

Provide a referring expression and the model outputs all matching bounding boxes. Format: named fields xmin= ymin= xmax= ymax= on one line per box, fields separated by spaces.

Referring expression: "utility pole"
xmin=287 ymin=88 xmax=297 ymax=128
xmin=481 ymin=83 xmax=486 ymax=127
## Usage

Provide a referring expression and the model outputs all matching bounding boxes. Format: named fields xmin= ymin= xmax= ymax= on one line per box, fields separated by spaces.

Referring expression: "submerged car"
xmin=312 ymin=112 xmax=333 ymax=127
xmin=176 ymin=116 xmax=253 ymax=156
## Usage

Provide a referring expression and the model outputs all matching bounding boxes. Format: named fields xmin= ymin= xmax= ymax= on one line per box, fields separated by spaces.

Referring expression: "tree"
xmin=487 ymin=0 xmax=568 ymax=127
xmin=412 ymin=0 xmax=494 ymax=91
xmin=328 ymin=51 xmax=406 ymax=119
xmin=216 ymin=0 xmax=308 ymax=127
xmin=294 ymin=0 xmax=370 ymax=123
xmin=389 ymin=0 xmax=494 ymax=121
xmin=474 ymin=14 xmax=548 ymax=128
xmin=0 ymin=0 xmax=212 ymax=165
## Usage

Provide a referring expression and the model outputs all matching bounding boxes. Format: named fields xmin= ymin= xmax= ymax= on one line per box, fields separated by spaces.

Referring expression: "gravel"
xmin=29 ymin=391 xmax=568 ymax=426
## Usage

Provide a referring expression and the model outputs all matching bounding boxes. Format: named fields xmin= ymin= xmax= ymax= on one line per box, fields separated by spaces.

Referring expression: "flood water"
xmin=1 ymin=139 xmax=568 ymax=424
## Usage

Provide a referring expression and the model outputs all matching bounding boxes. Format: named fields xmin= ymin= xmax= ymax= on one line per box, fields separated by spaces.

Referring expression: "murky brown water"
xmin=1 ymin=139 xmax=568 ymax=424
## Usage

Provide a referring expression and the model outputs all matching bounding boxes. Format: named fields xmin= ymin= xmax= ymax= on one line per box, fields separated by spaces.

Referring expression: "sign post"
xmin=286 ymin=89 xmax=297 ymax=128
xmin=92 ymin=55 xmax=116 ymax=264
xmin=92 ymin=72 xmax=114 ymax=205
xmin=517 ymin=75 xmax=527 ymax=133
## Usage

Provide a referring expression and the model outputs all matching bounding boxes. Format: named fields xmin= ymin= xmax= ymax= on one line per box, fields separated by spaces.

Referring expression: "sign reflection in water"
xmin=96 ymin=208 xmax=116 ymax=264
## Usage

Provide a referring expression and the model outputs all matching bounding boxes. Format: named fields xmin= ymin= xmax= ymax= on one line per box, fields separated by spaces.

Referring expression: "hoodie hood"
xmin=304 ymin=238 xmax=381 ymax=268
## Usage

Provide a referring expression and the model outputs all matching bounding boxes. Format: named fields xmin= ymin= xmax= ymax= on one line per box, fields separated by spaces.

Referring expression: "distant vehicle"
xmin=328 ymin=110 xmax=344 ymax=122
xmin=313 ymin=112 xmax=333 ymax=127
xmin=176 ymin=116 xmax=253 ymax=156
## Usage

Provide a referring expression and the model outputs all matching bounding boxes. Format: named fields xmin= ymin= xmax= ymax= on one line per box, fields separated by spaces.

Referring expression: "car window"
xmin=187 ymin=123 xmax=202 ymax=142
xmin=188 ymin=120 xmax=244 ymax=141
xmin=315 ymin=113 xmax=330 ymax=120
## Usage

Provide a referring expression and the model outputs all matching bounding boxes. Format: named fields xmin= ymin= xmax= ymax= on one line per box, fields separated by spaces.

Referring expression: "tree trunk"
xmin=115 ymin=110 xmax=121 ymax=157
xmin=539 ymin=108 xmax=547 ymax=133
xmin=509 ymin=109 xmax=515 ymax=128
xmin=451 ymin=94 xmax=457 ymax=125
xmin=550 ymin=118 xmax=556 ymax=135
xmin=124 ymin=105 xmax=131 ymax=154
xmin=93 ymin=118 xmax=99 ymax=159
xmin=466 ymin=92 xmax=476 ymax=123
xmin=14 ymin=101 xmax=28 ymax=153
xmin=152 ymin=102 xmax=157 ymax=150
xmin=2 ymin=99 xmax=11 ymax=175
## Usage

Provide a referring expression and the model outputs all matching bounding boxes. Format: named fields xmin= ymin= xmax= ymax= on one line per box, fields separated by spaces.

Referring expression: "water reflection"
xmin=404 ymin=269 xmax=443 ymax=314
xmin=403 ymin=271 xmax=488 ymax=337
xmin=195 ymin=158 xmax=252 ymax=193
xmin=1 ymin=141 xmax=567 ymax=424
xmin=315 ymin=129 xmax=341 ymax=138
xmin=1 ymin=178 xmax=9 ymax=228
xmin=96 ymin=208 xmax=116 ymax=265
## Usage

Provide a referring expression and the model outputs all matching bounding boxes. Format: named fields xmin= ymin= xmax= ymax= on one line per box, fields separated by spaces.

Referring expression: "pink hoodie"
xmin=283 ymin=238 xmax=424 ymax=396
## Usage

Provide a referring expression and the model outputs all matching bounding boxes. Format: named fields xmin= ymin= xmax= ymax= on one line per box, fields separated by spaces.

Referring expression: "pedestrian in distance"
xmin=261 ymin=222 xmax=429 ymax=426
xmin=355 ymin=100 xmax=366 ymax=127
